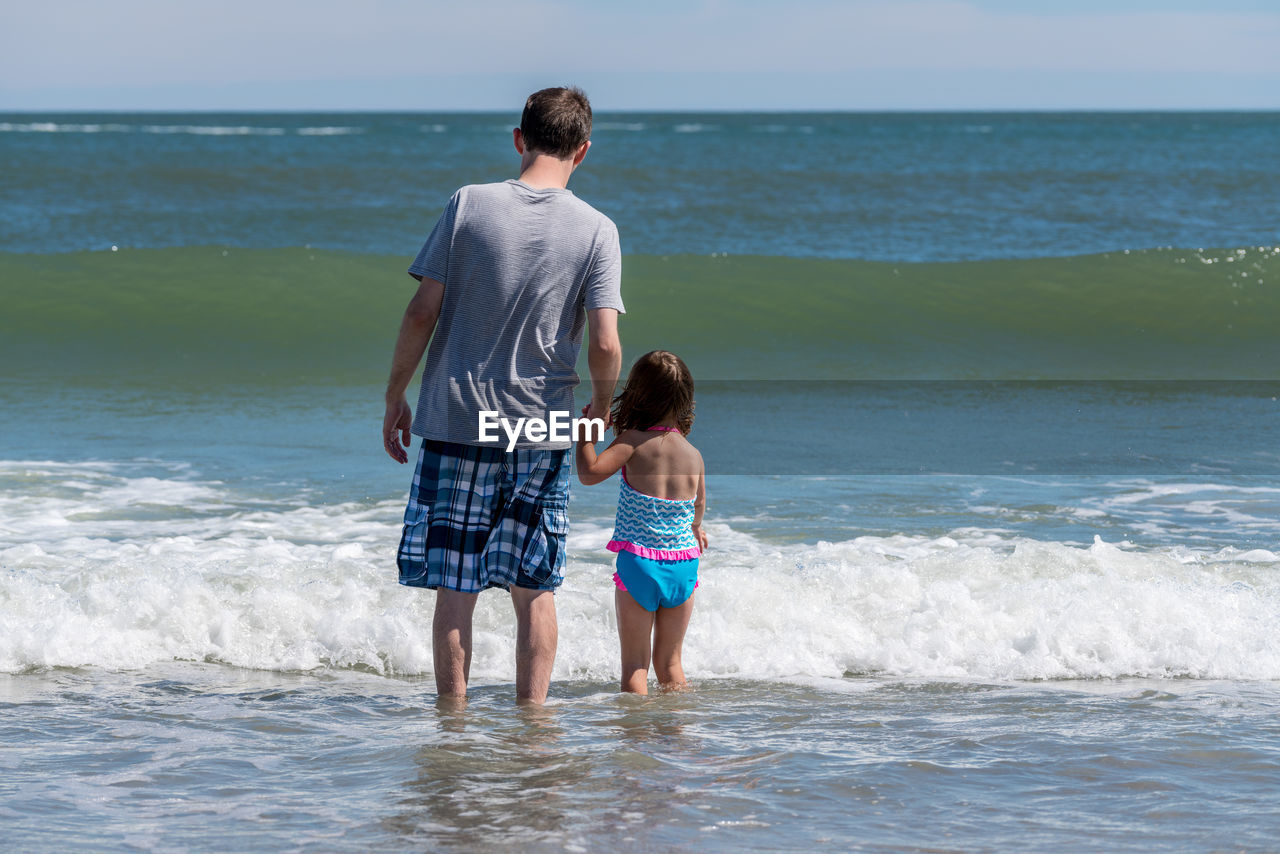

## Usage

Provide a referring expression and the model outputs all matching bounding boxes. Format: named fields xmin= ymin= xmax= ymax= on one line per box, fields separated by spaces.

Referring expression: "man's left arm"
xmin=585 ymin=307 xmax=622 ymax=423
xmin=383 ymin=276 xmax=445 ymax=463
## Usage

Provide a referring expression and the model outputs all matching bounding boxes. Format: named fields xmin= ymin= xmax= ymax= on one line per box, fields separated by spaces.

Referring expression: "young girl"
xmin=576 ymin=350 xmax=708 ymax=694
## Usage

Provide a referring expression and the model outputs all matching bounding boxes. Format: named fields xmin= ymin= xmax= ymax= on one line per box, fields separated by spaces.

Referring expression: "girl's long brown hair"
xmin=611 ymin=350 xmax=695 ymax=435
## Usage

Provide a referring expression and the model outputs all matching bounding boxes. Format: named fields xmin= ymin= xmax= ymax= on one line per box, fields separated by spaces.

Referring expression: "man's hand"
xmin=382 ymin=277 xmax=443 ymax=464
xmin=582 ymin=402 xmax=612 ymax=429
xmin=384 ymin=398 xmax=414 ymax=463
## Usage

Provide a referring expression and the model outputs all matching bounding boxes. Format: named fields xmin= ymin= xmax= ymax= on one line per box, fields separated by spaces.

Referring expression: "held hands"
xmin=580 ymin=402 xmax=612 ymax=437
xmin=383 ymin=398 xmax=414 ymax=463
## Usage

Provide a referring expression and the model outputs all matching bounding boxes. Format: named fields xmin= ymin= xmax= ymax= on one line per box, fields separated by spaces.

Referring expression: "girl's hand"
xmin=693 ymin=523 xmax=709 ymax=551
xmin=578 ymin=405 xmax=597 ymax=445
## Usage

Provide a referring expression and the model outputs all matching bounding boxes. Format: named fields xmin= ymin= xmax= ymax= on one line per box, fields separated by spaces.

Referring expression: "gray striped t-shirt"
xmin=407 ymin=179 xmax=625 ymax=450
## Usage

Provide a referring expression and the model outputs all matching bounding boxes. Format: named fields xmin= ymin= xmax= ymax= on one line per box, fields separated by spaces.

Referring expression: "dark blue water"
xmin=3 ymin=112 xmax=1279 ymax=260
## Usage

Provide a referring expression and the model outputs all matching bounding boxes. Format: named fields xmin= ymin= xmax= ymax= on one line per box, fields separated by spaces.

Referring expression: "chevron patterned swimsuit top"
xmin=605 ymin=427 xmax=702 ymax=561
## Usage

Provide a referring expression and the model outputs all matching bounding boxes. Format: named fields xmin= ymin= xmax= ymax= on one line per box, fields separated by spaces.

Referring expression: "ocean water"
xmin=4 ymin=112 xmax=1279 ymax=261
xmin=3 ymin=112 xmax=1280 ymax=850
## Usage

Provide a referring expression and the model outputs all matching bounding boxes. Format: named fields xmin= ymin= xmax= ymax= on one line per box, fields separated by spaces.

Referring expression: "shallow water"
xmin=4 ymin=666 xmax=1279 ymax=851
xmin=4 ymin=379 xmax=1280 ymax=848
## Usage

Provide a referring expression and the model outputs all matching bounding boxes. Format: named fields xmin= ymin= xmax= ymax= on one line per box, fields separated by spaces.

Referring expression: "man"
xmin=382 ymin=87 xmax=624 ymax=705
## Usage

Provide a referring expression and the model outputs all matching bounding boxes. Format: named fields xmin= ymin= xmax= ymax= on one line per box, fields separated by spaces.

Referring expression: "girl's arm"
xmin=576 ymin=432 xmax=636 ymax=486
xmin=692 ymin=457 xmax=709 ymax=551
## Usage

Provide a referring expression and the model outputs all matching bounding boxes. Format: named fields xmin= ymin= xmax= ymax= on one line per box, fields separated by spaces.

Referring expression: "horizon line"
xmin=4 ymin=106 xmax=1280 ymax=115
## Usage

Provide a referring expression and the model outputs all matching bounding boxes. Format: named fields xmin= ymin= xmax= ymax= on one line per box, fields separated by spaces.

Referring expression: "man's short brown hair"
xmin=520 ymin=87 xmax=592 ymax=159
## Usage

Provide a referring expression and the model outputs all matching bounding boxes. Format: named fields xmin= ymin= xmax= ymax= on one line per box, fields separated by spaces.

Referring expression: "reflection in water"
xmin=602 ymin=692 xmax=694 ymax=749
xmin=382 ymin=686 xmax=728 ymax=848
xmin=385 ymin=690 xmax=583 ymax=847
xmin=382 ymin=681 xmax=1165 ymax=849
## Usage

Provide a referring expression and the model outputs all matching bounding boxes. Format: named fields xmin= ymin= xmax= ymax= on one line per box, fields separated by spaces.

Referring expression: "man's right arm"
xmin=586 ymin=307 xmax=622 ymax=424
xmin=383 ymin=277 xmax=445 ymax=463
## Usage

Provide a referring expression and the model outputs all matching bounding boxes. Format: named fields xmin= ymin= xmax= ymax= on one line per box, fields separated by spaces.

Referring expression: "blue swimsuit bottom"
xmin=613 ymin=550 xmax=700 ymax=612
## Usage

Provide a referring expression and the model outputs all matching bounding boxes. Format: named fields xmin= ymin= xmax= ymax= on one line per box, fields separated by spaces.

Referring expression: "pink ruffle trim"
xmin=613 ymin=572 xmax=699 ymax=593
xmin=607 ymin=540 xmax=702 ymax=561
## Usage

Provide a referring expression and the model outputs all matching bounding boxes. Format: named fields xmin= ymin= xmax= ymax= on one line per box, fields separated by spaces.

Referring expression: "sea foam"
xmin=2 ymin=461 xmax=1278 ymax=682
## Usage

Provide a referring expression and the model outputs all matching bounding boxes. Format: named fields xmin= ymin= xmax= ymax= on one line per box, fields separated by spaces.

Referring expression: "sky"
xmin=2 ymin=0 xmax=1279 ymax=111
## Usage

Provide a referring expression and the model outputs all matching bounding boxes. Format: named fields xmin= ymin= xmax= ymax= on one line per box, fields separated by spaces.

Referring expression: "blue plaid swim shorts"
xmin=397 ymin=438 xmax=572 ymax=593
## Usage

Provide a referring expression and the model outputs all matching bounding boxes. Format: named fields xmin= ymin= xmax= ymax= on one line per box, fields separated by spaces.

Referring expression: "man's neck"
xmin=517 ymin=154 xmax=574 ymax=190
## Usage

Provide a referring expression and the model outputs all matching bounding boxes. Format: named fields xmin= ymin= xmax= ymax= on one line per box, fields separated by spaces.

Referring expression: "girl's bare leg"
xmin=653 ymin=593 xmax=694 ymax=691
xmin=615 ymin=588 xmax=655 ymax=694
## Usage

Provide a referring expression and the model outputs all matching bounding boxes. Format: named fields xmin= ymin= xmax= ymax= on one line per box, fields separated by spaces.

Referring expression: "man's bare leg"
xmin=511 ymin=586 xmax=558 ymax=704
xmin=433 ymin=589 xmax=479 ymax=699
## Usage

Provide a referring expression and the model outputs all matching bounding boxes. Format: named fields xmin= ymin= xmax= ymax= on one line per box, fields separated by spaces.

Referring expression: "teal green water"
xmin=4 ymin=245 xmax=1279 ymax=384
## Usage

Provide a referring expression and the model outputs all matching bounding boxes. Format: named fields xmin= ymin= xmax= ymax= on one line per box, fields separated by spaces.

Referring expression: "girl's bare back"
xmin=619 ymin=429 xmax=703 ymax=501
